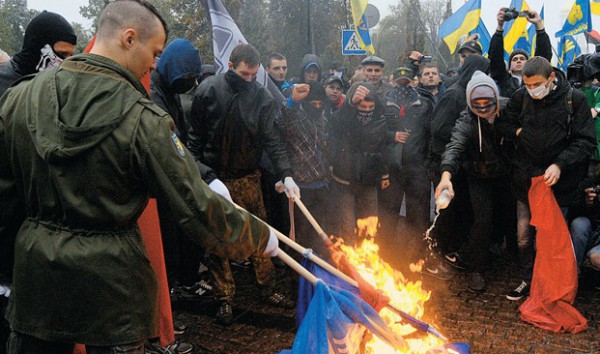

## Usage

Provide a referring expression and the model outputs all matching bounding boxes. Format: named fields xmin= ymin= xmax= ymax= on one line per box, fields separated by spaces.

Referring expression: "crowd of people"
xmin=0 ymin=1 xmax=599 ymax=352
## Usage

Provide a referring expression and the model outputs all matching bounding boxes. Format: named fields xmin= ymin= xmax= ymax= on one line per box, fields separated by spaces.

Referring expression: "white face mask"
xmin=36 ymin=44 xmax=63 ymax=72
xmin=526 ymin=77 xmax=551 ymax=100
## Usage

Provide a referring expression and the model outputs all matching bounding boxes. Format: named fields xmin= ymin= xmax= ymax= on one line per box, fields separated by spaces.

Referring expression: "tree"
xmin=71 ymin=22 xmax=93 ymax=54
xmin=79 ymin=0 xmax=110 ymax=31
xmin=0 ymin=0 xmax=39 ymax=54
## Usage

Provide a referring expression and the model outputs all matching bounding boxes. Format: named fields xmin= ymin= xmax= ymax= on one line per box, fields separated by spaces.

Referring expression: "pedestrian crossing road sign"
xmin=342 ymin=30 xmax=367 ymax=55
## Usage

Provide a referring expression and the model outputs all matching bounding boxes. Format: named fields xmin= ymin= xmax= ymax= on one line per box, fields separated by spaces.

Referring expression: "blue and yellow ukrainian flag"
xmin=593 ymin=0 xmax=600 ymax=15
xmin=555 ymin=0 xmax=591 ymax=38
xmin=526 ymin=6 xmax=543 ymax=56
xmin=557 ymin=35 xmax=581 ymax=72
xmin=438 ymin=0 xmax=481 ymax=54
xmin=350 ymin=0 xmax=375 ymax=54
xmin=469 ymin=19 xmax=491 ymax=57
xmin=503 ymin=0 xmax=531 ymax=61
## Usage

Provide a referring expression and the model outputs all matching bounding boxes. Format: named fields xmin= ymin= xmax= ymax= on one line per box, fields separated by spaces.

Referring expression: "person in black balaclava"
xmin=0 ymin=11 xmax=77 ymax=97
xmin=379 ymin=67 xmax=434 ymax=260
xmin=276 ymin=81 xmax=331 ymax=258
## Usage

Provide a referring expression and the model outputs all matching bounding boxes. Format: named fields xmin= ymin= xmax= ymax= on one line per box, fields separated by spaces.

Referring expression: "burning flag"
xmin=290 ymin=216 xmax=469 ymax=353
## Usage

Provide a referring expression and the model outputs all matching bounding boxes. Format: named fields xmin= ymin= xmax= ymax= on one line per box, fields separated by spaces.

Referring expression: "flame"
xmin=338 ymin=217 xmax=446 ymax=353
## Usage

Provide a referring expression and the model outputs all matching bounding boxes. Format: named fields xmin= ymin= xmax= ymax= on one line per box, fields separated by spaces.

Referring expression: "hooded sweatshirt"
xmin=298 ymin=54 xmax=322 ymax=83
xmin=429 ymin=55 xmax=490 ymax=169
xmin=150 ymin=38 xmax=202 ymax=145
xmin=0 ymin=53 xmax=269 ymax=345
xmin=441 ymin=71 xmax=508 ymax=179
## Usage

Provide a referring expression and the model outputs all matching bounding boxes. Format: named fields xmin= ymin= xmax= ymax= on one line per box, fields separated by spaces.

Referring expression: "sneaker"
xmin=173 ymin=279 xmax=213 ymax=299
xmin=216 ymin=301 xmax=233 ymax=326
xmin=422 ymin=260 xmax=454 ymax=281
xmin=173 ymin=320 xmax=186 ymax=335
xmin=468 ymin=272 xmax=486 ymax=292
xmin=145 ymin=340 xmax=193 ymax=354
xmin=444 ymin=252 xmax=470 ymax=271
xmin=230 ymin=259 xmax=252 ymax=269
xmin=265 ymin=291 xmax=295 ymax=309
xmin=506 ymin=280 xmax=530 ymax=301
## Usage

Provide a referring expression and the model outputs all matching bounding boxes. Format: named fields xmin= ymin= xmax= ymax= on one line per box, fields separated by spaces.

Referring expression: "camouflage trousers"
xmin=208 ymin=170 xmax=276 ymax=302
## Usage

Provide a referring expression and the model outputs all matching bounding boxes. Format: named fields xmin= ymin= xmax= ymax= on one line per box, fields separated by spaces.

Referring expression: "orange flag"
xmin=519 ymin=176 xmax=588 ymax=333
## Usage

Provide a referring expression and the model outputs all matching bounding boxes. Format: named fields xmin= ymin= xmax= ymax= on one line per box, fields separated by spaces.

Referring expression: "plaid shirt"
xmin=276 ymin=106 xmax=329 ymax=185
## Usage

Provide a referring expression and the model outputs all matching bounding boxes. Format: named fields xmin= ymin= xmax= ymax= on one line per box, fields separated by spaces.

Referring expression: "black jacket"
xmin=429 ymin=56 xmax=490 ymax=170
xmin=489 ymin=29 xmax=552 ymax=98
xmin=568 ymin=175 xmax=600 ymax=227
xmin=0 ymin=60 xmax=22 ymax=98
xmin=150 ymin=70 xmax=218 ymax=184
xmin=384 ymin=85 xmax=434 ymax=173
xmin=497 ymin=69 xmax=595 ymax=205
xmin=328 ymin=83 xmax=388 ymax=185
xmin=187 ymin=70 xmax=292 ymax=180
xmin=441 ymin=110 xmax=509 ymax=179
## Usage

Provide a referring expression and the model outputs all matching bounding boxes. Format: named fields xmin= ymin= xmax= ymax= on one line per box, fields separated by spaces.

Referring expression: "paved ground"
xmin=173 ymin=250 xmax=600 ymax=354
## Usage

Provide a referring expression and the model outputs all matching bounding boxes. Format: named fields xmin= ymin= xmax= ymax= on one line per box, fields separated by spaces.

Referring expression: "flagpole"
xmin=291 ymin=198 xmax=449 ymax=341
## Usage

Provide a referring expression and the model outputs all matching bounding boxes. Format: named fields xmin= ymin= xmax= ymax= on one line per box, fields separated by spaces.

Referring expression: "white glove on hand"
xmin=263 ymin=229 xmax=279 ymax=257
xmin=283 ymin=177 xmax=301 ymax=199
xmin=208 ymin=179 xmax=233 ymax=202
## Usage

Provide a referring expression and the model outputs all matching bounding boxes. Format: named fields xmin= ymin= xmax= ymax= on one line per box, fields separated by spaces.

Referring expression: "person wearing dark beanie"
xmin=0 ymin=11 xmax=76 ymax=96
xmin=488 ymin=7 xmax=551 ymax=98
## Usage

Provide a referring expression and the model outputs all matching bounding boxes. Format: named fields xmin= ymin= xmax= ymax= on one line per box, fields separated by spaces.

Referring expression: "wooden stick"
xmin=293 ymin=197 xmax=331 ymax=244
xmin=276 ymin=248 xmax=318 ymax=285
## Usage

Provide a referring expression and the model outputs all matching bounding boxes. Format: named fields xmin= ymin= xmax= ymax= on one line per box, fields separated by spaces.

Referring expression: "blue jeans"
xmin=570 ymin=216 xmax=600 ymax=272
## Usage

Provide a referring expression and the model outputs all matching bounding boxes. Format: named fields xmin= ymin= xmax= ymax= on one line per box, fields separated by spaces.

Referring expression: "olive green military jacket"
xmin=0 ymin=54 xmax=270 ymax=346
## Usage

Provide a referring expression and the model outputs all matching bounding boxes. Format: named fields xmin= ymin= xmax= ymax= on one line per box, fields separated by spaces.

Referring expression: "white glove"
xmin=283 ymin=177 xmax=301 ymax=199
xmin=263 ymin=229 xmax=279 ymax=257
xmin=208 ymin=179 xmax=233 ymax=202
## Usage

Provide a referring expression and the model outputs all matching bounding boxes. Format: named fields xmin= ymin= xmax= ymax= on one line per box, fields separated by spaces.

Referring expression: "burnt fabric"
xmin=519 ymin=176 xmax=588 ymax=333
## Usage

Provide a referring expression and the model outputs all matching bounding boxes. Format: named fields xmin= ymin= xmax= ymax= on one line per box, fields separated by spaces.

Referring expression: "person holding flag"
xmin=490 ymin=7 xmax=551 ymax=98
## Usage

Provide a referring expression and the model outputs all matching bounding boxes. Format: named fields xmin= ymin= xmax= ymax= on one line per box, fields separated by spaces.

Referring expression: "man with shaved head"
xmin=0 ymin=0 xmax=278 ymax=352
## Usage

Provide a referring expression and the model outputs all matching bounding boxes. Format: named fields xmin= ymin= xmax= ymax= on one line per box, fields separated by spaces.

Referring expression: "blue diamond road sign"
xmin=342 ymin=30 xmax=367 ymax=55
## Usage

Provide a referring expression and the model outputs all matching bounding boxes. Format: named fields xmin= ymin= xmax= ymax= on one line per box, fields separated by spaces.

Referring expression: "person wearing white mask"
xmin=497 ymin=56 xmax=596 ymax=301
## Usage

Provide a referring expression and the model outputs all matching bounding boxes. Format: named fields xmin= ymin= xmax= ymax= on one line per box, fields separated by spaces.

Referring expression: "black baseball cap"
xmin=458 ymin=40 xmax=483 ymax=55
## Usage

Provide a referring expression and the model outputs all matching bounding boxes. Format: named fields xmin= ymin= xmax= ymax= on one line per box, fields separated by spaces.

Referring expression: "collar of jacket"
xmin=65 ymin=53 xmax=150 ymax=98
xmin=225 ymin=69 xmax=255 ymax=93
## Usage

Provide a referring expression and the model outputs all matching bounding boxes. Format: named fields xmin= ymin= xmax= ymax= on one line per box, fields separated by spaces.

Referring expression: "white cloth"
xmin=263 ymin=229 xmax=279 ymax=257
xmin=208 ymin=179 xmax=233 ymax=202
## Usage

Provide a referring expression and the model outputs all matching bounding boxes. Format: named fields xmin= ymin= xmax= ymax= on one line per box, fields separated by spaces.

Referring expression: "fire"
xmin=339 ymin=217 xmax=446 ymax=353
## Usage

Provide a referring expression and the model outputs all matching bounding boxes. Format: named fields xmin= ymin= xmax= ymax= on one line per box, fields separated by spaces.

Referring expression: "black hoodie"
xmin=429 ymin=55 xmax=490 ymax=170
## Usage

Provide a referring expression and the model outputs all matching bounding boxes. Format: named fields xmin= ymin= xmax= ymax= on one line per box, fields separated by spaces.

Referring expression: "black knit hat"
xmin=508 ymin=49 xmax=529 ymax=63
xmin=12 ymin=11 xmax=77 ymax=75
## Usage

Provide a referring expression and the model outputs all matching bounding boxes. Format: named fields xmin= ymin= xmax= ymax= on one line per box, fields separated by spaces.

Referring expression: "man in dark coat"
xmin=379 ymin=67 xmax=434 ymax=257
xmin=187 ymin=44 xmax=298 ymax=325
xmin=426 ymin=55 xmax=490 ymax=277
xmin=497 ymin=56 xmax=595 ymax=300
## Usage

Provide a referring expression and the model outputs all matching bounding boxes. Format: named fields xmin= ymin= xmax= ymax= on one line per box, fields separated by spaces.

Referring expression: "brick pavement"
xmin=173 ymin=257 xmax=600 ymax=354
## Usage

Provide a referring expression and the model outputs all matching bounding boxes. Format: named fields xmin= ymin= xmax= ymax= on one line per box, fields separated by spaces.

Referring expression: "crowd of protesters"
xmin=0 ymin=1 xmax=599 ymax=352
